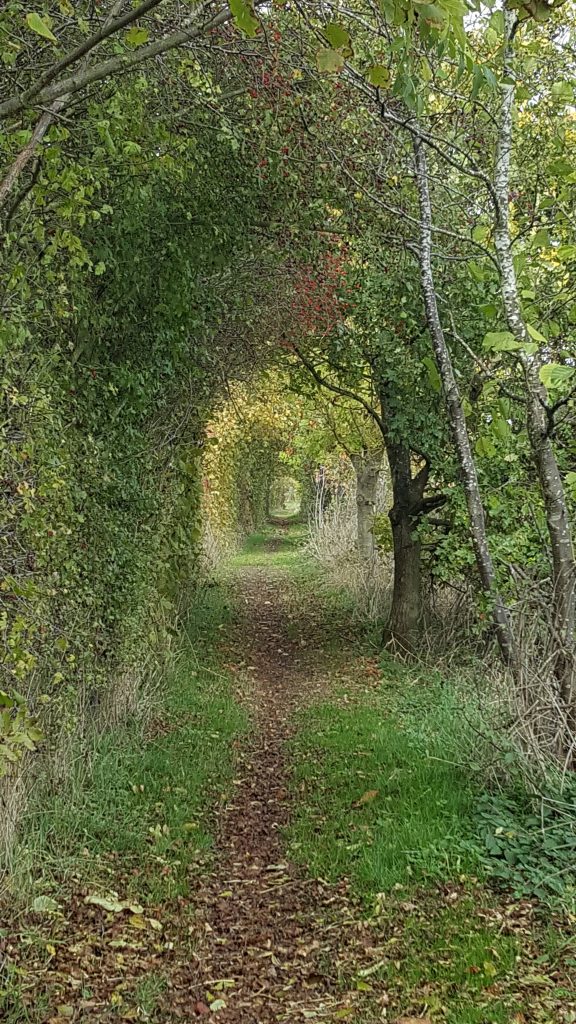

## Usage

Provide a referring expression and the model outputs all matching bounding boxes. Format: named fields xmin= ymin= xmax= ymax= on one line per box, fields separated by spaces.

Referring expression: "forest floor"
xmin=1 ymin=525 xmax=575 ymax=1023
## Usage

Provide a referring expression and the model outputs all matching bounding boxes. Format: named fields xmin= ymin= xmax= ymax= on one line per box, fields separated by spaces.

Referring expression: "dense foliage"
xmin=1 ymin=0 xmax=576 ymax=847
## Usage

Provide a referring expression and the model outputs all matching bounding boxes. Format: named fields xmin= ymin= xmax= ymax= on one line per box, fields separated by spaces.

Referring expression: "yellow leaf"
xmin=128 ymin=914 xmax=147 ymax=929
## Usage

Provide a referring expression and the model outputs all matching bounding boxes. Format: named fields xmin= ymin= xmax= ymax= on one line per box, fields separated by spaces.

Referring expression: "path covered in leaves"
xmin=0 ymin=537 xmax=397 ymax=1023
xmin=183 ymin=556 xmax=391 ymax=1022
xmin=2 ymin=531 xmax=575 ymax=1023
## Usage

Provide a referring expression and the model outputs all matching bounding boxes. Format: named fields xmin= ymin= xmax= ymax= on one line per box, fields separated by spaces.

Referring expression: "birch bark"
xmin=413 ymin=134 xmax=517 ymax=668
xmin=493 ymin=9 xmax=575 ymax=737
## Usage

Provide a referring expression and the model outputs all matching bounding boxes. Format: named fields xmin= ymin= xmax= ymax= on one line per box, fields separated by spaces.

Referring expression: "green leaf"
xmin=556 ymin=244 xmax=576 ymax=262
xmin=468 ymin=261 xmax=485 ymax=283
xmin=471 ymin=64 xmax=484 ymax=101
xmin=539 ymin=364 xmax=575 ymax=390
xmin=26 ymin=12 xmax=58 ymax=43
xmin=548 ymin=158 xmax=573 ymax=177
xmin=475 ymin=436 xmax=497 ymax=458
xmin=94 ymin=262 xmax=106 ymax=276
xmin=472 ymin=224 xmax=490 ymax=243
xmin=480 ymin=303 xmax=497 ymax=318
xmin=32 ymin=895 xmax=60 ymax=913
xmin=324 ymin=22 xmax=350 ymax=49
xmin=551 ymin=81 xmax=574 ymax=102
xmin=491 ymin=417 xmax=511 ymax=441
xmin=317 ymin=48 xmax=345 ymax=73
xmin=565 ymin=471 xmax=576 ymax=496
xmin=482 ymin=331 xmax=521 ymax=352
xmin=526 ymin=323 xmax=546 ymax=344
xmin=488 ymin=10 xmax=504 ymax=33
xmin=229 ymin=0 xmax=259 ymax=37
xmin=125 ymin=25 xmax=150 ymax=46
xmin=422 ymin=356 xmax=441 ymax=393
xmin=366 ymin=65 xmax=391 ymax=88
xmin=532 ymin=228 xmax=550 ymax=248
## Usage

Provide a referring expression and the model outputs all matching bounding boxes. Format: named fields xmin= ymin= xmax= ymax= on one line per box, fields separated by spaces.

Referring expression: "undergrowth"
xmin=290 ymin=649 xmax=576 ymax=914
xmin=6 ymin=583 xmax=246 ymax=905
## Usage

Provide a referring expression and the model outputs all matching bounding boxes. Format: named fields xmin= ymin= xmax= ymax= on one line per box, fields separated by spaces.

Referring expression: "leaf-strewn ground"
xmin=1 ymin=526 xmax=574 ymax=1023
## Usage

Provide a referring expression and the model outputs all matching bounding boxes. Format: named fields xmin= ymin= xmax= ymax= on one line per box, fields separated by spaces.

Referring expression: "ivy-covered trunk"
xmin=350 ymin=449 xmax=382 ymax=560
xmin=382 ymin=436 xmax=425 ymax=651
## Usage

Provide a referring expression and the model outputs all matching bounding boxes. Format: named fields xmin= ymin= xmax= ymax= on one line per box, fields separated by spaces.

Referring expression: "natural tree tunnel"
xmin=1 ymin=1 xmax=576 ymax=1020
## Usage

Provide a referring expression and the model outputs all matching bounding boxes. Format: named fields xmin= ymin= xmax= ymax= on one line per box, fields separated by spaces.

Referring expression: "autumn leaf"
xmin=84 ymin=893 xmax=144 ymax=914
xmin=352 ymin=788 xmax=379 ymax=808
xmin=394 ymin=1018 xmax=432 ymax=1024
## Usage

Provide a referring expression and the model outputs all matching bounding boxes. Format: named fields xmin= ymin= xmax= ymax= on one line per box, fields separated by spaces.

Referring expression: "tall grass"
xmin=305 ymin=491 xmax=391 ymax=622
xmin=5 ymin=584 xmax=246 ymax=901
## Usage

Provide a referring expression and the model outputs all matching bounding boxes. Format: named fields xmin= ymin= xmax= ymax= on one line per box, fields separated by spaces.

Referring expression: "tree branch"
xmin=13 ymin=0 xmax=166 ymax=114
xmin=0 ymin=2 xmax=256 ymax=121
xmin=292 ymin=345 xmax=387 ymax=437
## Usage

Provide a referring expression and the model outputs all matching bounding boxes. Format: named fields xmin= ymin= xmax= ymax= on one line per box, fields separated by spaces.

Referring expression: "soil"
xmin=182 ymin=558 xmax=379 ymax=1022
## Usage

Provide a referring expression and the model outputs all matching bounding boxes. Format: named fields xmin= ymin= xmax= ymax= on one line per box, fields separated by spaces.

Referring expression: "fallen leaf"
xmin=32 ymin=895 xmax=60 ymax=913
xmin=209 ymin=999 xmax=227 ymax=1011
xmin=394 ymin=1018 xmax=432 ymax=1024
xmin=84 ymin=894 xmax=144 ymax=914
xmin=194 ymin=1003 xmax=210 ymax=1016
xmin=352 ymin=789 xmax=379 ymax=808
xmin=128 ymin=914 xmax=147 ymax=929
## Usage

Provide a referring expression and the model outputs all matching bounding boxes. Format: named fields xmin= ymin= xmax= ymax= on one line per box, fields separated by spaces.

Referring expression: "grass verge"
xmin=289 ymin=658 xmax=481 ymax=893
xmin=0 ymin=581 xmax=247 ymax=1022
xmin=289 ymin=655 xmax=576 ymax=1022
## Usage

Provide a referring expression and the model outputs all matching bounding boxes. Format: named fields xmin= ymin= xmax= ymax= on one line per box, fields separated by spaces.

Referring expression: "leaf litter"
xmin=1 ymin=538 xmax=575 ymax=1022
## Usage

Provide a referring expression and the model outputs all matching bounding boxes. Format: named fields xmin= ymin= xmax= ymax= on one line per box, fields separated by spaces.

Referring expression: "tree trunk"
xmin=350 ymin=449 xmax=382 ymax=560
xmin=387 ymin=501 xmax=422 ymax=652
xmin=494 ymin=10 xmax=575 ymax=744
xmin=382 ymin=436 xmax=424 ymax=652
xmin=413 ymin=133 xmax=518 ymax=670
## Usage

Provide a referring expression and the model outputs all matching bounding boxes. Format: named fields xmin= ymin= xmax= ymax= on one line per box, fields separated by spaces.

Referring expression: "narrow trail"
xmin=5 ymin=532 xmax=571 ymax=1024
xmin=186 ymin=548 xmax=385 ymax=1022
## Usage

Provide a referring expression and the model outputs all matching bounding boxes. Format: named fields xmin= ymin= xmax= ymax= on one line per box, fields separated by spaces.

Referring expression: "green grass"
xmin=14 ymin=583 xmax=247 ymax=903
xmin=230 ymin=522 xmax=308 ymax=569
xmin=289 ymin=687 xmax=481 ymax=893
xmin=288 ymin=652 xmax=576 ymax=1023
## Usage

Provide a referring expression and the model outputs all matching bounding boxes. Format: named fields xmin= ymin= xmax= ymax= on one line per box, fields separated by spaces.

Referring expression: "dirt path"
xmin=4 ymin=540 xmax=575 ymax=1023
xmin=184 ymin=558 xmax=384 ymax=1022
xmin=0 ymin=545 xmax=388 ymax=1024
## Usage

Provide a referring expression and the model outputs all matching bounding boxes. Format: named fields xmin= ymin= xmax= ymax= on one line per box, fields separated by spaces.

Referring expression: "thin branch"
xmin=292 ymin=345 xmax=387 ymax=437
xmin=14 ymin=0 xmax=166 ymax=113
